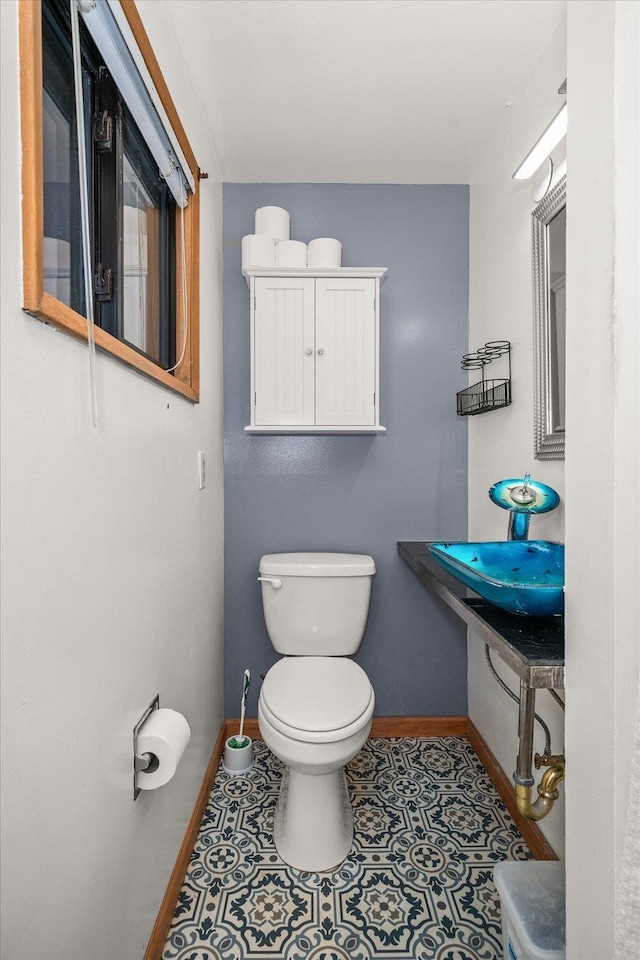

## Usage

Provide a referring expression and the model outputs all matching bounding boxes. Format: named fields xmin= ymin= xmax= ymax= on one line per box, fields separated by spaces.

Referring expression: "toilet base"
xmin=274 ymin=766 xmax=353 ymax=872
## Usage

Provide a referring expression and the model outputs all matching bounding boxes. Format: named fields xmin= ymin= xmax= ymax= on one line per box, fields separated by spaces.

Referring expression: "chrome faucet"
xmin=489 ymin=473 xmax=560 ymax=540
xmin=510 ymin=473 xmax=536 ymax=506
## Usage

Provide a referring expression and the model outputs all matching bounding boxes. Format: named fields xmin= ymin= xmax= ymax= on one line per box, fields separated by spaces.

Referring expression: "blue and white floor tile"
xmin=162 ymin=737 xmax=531 ymax=960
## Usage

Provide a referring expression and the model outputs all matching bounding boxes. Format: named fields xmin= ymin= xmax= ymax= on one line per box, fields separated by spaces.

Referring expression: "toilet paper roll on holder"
xmin=133 ymin=694 xmax=160 ymax=799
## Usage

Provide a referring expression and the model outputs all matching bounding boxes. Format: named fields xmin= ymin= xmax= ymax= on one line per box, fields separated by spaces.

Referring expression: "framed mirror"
xmin=532 ymin=174 xmax=566 ymax=459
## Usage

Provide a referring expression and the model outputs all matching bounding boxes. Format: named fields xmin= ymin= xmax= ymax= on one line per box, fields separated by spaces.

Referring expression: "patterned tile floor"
xmin=162 ymin=737 xmax=531 ymax=960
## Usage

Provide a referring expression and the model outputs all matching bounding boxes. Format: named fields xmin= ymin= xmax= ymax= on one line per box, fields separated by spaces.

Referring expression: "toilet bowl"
xmin=257 ymin=553 xmax=376 ymax=871
xmin=259 ymin=656 xmax=374 ymax=871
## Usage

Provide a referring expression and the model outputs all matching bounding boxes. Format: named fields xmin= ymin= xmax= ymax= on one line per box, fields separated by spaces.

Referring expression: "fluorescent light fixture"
xmin=512 ymin=102 xmax=567 ymax=181
xmin=77 ymin=0 xmax=193 ymax=206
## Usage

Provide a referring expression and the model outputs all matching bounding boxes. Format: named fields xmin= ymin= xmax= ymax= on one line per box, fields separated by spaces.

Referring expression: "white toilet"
xmin=257 ymin=552 xmax=376 ymax=872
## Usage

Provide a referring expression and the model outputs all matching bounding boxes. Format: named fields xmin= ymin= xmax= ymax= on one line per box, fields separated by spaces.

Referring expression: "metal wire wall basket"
xmin=456 ymin=341 xmax=511 ymax=416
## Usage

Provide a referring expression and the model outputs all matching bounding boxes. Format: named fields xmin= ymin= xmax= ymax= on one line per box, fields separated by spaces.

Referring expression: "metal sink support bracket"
xmin=486 ymin=470 xmax=565 ymax=819
xmin=483 ymin=646 xmax=565 ymax=821
xmin=397 ymin=541 xmax=566 ymax=822
xmin=514 ymin=680 xmax=566 ymax=821
xmin=489 ymin=473 xmax=560 ymax=540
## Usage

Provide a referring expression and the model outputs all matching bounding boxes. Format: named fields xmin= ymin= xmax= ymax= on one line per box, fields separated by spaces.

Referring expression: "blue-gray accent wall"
xmin=223 ymin=184 xmax=469 ymax=718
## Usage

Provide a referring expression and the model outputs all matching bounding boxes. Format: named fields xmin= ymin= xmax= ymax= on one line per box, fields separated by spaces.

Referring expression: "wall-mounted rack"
xmin=456 ymin=340 xmax=511 ymax=416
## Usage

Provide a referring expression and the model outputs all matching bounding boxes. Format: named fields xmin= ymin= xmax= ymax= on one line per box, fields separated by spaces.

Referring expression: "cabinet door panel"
xmin=254 ymin=278 xmax=315 ymax=426
xmin=315 ymin=278 xmax=376 ymax=426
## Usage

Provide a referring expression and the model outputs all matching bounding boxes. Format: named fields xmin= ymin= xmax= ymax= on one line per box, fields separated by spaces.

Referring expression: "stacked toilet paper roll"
xmin=242 ymin=234 xmax=276 ymax=269
xmin=136 ymin=708 xmax=191 ymax=790
xmin=275 ymin=240 xmax=308 ymax=268
xmin=255 ymin=206 xmax=290 ymax=241
xmin=307 ymin=238 xmax=342 ymax=268
xmin=241 ymin=206 xmax=344 ymax=271
xmin=243 ymin=206 xmax=293 ymax=269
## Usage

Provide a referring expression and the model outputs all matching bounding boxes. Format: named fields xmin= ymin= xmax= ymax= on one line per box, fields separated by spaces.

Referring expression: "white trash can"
xmin=493 ymin=861 xmax=565 ymax=960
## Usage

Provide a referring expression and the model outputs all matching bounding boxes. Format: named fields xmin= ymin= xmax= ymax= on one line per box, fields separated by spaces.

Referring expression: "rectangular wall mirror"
xmin=532 ymin=175 xmax=566 ymax=459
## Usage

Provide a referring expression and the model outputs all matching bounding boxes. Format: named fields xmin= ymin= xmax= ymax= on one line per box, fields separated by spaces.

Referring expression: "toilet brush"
xmin=229 ymin=670 xmax=251 ymax=748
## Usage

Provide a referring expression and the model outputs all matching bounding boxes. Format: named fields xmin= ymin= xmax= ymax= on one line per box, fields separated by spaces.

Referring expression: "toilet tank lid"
xmin=259 ymin=553 xmax=375 ymax=577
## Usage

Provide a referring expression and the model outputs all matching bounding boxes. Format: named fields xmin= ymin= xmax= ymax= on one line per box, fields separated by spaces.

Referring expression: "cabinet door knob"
xmin=305 ymin=348 xmax=313 ymax=355
xmin=317 ymin=348 xmax=324 ymax=356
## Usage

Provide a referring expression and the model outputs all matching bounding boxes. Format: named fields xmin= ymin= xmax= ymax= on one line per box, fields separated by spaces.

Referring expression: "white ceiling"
xmin=166 ymin=0 xmax=566 ymax=183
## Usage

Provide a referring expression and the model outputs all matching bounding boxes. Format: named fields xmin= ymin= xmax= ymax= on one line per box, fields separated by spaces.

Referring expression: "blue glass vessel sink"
xmin=427 ymin=540 xmax=564 ymax=617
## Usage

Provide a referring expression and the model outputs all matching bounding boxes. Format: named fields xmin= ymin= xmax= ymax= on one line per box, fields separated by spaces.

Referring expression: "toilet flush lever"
xmin=258 ymin=576 xmax=283 ymax=589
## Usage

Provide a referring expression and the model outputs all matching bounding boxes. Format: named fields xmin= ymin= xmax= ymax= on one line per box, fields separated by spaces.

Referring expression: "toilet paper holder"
xmin=133 ymin=694 xmax=160 ymax=800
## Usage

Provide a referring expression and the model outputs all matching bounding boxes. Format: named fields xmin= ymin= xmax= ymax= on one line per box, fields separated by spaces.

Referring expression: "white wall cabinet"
xmin=244 ymin=268 xmax=387 ymax=433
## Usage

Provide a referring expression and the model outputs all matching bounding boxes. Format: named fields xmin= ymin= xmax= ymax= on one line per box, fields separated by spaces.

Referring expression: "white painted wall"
xmin=611 ymin=0 xmax=640 ymax=918
xmin=565 ymin=2 xmax=639 ymax=958
xmin=470 ymin=1 xmax=640 ymax=951
xmin=0 ymin=1 xmax=224 ymax=957
xmin=468 ymin=19 xmax=567 ymax=857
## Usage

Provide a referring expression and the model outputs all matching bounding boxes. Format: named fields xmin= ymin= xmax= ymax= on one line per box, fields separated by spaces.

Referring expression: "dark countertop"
xmin=398 ymin=541 xmax=564 ymax=689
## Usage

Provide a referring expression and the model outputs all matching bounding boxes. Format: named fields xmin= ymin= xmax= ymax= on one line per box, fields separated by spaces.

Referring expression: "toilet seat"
xmin=260 ymin=656 xmax=374 ymax=744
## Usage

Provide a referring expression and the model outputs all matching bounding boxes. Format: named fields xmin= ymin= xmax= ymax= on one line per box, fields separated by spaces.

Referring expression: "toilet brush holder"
xmin=223 ymin=736 xmax=254 ymax=775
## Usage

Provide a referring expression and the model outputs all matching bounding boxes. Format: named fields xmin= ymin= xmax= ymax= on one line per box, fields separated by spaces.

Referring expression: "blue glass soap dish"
xmin=427 ymin=540 xmax=564 ymax=618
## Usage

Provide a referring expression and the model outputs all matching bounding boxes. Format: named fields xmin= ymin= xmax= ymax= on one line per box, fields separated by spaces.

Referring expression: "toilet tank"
xmin=259 ymin=553 xmax=375 ymax=655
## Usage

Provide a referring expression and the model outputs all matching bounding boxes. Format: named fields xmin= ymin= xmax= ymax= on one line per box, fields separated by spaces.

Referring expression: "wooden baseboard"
xmin=466 ymin=719 xmax=558 ymax=861
xmin=144 ymin=714 xmax=555 ymax=956
xmin=228 ymin=716 xmax=468 ymax=740
xmin=143 ymin=719 xmax=231 ymax=960
xmin=226 ymin=718 xmax=260 ymax=740
xmin=370 ymin=715 xmax=468 ymax=737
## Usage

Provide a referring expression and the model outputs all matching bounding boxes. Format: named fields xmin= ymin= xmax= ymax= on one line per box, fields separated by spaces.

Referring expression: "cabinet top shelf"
xmin=243 ymin=266 xmax=388 ymax=285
